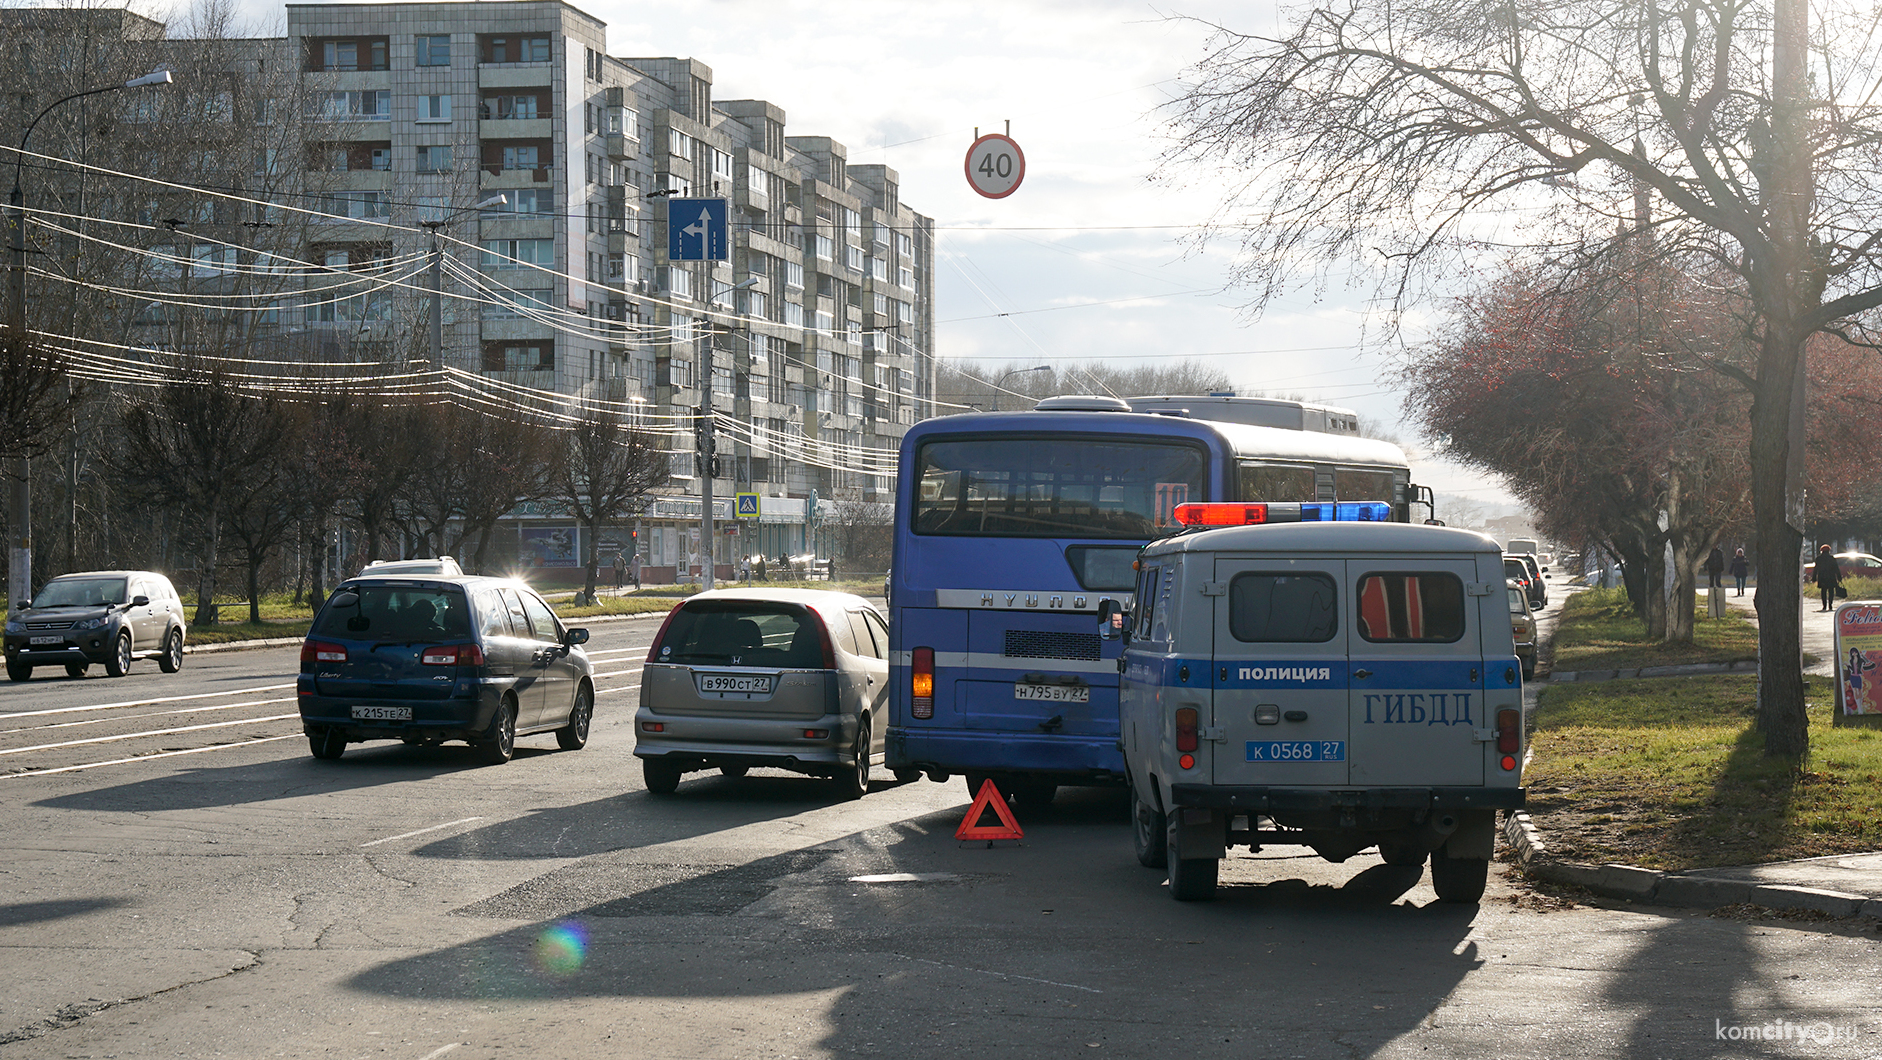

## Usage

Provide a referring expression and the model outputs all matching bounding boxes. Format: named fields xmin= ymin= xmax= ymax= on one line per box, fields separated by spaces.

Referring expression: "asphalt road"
xmin=2 ymin=597 xmax=1877 ymax=1059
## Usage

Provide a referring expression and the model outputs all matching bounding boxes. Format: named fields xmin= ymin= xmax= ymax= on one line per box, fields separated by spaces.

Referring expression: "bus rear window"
xmin=912 ymin=438 xmax=1205 ymax=539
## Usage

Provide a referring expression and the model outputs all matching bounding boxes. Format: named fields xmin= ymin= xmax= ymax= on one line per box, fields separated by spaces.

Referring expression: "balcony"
xmin=478 ymin=65 xmax=551 ymax=90
xmin=606 ymin=133 xmax=638 ymax=161
xmin=479 ymin=117 xmax=551 ymax=140
xmin=481 ymin=166 xmax=555 ymax=187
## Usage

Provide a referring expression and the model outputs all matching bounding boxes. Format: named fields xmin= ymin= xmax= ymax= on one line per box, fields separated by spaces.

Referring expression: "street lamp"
xmin=8 ymin=68 xmax=172 ymax=611
xmin=995 ymin=364 xmax=1052 ymax=410
xmin=418 ymin=193 xmax=507 ymax=369
xmin=697 ymin=276 xmax=759 ymax=590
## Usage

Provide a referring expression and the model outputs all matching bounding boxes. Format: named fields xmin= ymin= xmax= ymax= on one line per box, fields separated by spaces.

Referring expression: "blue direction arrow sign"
xmin=735 ymin=492 xmax=761 ymax=518
xmin=667 ymin=197 xmax=728 ymax=261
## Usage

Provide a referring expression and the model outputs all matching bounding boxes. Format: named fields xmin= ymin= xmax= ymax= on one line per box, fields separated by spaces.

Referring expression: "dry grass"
xmin=1550 ymin=587 xmax=1760 ymax=672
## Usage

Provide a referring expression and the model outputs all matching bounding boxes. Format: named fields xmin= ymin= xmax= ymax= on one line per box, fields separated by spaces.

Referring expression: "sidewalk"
xmin=1516 ymin=584 xmax=1881 ymax=919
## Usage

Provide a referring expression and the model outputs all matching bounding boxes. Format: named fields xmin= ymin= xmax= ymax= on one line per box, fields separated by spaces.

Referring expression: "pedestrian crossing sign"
xmin=735 ymin=492 xmax=761 ymax=518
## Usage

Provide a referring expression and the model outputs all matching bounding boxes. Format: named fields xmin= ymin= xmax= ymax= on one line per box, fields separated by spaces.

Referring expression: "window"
xmin=311 ymin=91 xmax=390 ymax=121
xmin=814 ymin=308 xmax=835 ymax=333
xmin=482 ymin=289 xmax=553 ymax=319
xmin=784 ymin=261 xmax=804 ymax=290
xmin=654 ymin=601 xmax=828 ymax=667
xmin=480 ymin=239 xmax=554 ymax=267
xmin=912 ymin=439 xmax=1207 ymax=539
xmin=483 ymin=35 xmax=550 ymax=63
xmin=712 ymin=148 xmax=734 ymax=183
xmin=418 ymin=94 xmax=451 ymax=121
xmin=897 ymin=232 xmax=913 ymax=257
xmin=814 ymin=234 xmax=832 ymax=261
xmin=783 ymin=301 xmax=803 ymax=327
xmin=897 ymin=265 xmax=913 ymax=288
xmin=501 ymin=145 xmax=539 ymax=170
xmin=846 ymin=244 xmax=864 ymax=271
xmin=1336 ymin=468 xmax=1400 ymax=503
xmin=481 ymin=340 xmax=554 ymax=371
xmin=415 ymin=35 xmax=450 ymax=66
xmin=747 ymin=163 xmax=768 ymax=193
xmin=1240 ymin=464 xmax=1318 ymax=503
xmin=481 ymin=94 xmax=541 ymax=120
xmin=323 ymin=40 xmax=356 ymax=70
xmin=868 ymin=255 xmax=887 ymax=280
xmin=1354 ymin=573 xmax=1466 ymax=643
xmin=522 ymin=36 xmax=551 ymax=62
xmin=415 ymin=145 xmax=451 ymax=173
xmin=662 ymin=173 xmax=693 ymax=197
xmin=896 ymin=299 xmax=912 ymax=323
xmin=326 ymin=192 xmax=390 ymax=220
xmin=1229 ymin=573 xmax=1338 ymax=643
xmin=665 ymin=266 xmax=691 ymax=298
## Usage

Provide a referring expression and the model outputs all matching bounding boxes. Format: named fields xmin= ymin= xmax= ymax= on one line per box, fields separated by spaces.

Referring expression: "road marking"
xmin=2 ymin=696 xmax=297 ymax=734
xmin=591 ymin=667 xmax=642 ymax=679
xmin=900 ymin=954 xmax=1102 ymax=994
xmin=416 ymin=1044 xmax=462 ymax=1060
xmin=0 ymin=683 xmax=297 ymax=719
xmin=595 ymin=685 xmax=641 ymax=697
xmin=0 ymin=733 xmax=303 ymax=778
xmin=0 ymin=714 xmax=300 ymax=756
xmin=360 ymin=817 xmax=485 ymax=848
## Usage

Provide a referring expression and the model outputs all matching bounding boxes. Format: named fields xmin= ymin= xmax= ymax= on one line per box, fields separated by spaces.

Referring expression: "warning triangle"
xmin=955 ymin=777 xmax=1025 ymax=841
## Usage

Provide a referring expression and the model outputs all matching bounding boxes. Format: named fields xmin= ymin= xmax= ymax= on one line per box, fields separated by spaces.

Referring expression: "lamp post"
xmin=995 ymin=364 xmax=1052 ymax=410
xmin=8 ymin=69 xmax=171 ymax=611
xmin=698 ymin=276 xmax=759 ymax=590
xmin=417 ymin=193 xmax=507 ymax=369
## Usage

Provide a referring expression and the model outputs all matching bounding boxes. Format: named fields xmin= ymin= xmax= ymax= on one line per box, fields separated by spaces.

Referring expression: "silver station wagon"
xmin=635 ymin=588 xmax=889 ymax=798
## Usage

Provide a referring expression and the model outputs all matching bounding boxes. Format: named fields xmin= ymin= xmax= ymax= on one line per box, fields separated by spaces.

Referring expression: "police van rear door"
xmin=1345 ymin=561 xmax=1486 ymax=786
xmin=1210 ymin=558 xmax=1350 ymax=785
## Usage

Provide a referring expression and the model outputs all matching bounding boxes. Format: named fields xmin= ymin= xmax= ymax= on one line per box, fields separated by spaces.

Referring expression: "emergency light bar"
xmin=1170 ymin=501 xmax=1393 ymax=527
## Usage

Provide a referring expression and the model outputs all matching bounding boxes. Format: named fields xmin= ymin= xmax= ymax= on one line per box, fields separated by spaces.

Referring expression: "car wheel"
xmin=1521 ymin=658 xmax=1536 ymax=681
xmin=1132 ymin=784 xmax=1168 ymax=869
xmin=720 ymin=764 xmax=749 ymax=779
xmin=309 ymin=729 xmax=346 ymax=760
xmin=104 ymin=633 xmax=132 ymax=678
xmin=1431 ymin=854 xmax=1489 ymax=903
xmin=1377 ymin=839 xmax=1428 ymax=867
xmin=6 ymin=660 xmax=32 ymax=682
xmin=1165 ymin=814 xmax=1219 ymax=901
xmin=555 ymin=684 xmax=594 ymax=751
xmin=475 ymin=699 xmax=517 ymax=765
xmin=835 ymin=715 xmax=871 ymax=800
xmin=643 ymin=758 xmax=682 ymax=794
xmin=157 ymin=629 xmax=183 ymax=674
xmin=65 ymin=663 xmax=88 ymax=678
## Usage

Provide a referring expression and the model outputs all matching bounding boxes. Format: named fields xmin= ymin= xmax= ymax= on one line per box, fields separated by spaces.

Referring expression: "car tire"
xmin=643 ymin=758 xmax=682 ymax=794
xmin=157 ymin=629 xmax=183 ymax=674
xmin=6 ymin=660 xmax=31 ymax=682
xmin=1165 ymin=814 xmax=1219 ymax=902
xmin=1521 ymin=658 xmax=1536 ymax=681
xmin=475 ymin=699 xmax=517 ymax=765
xmin=720 ymin=764 xmax=749 ymax=779
xmin=65 ymin=663 xmax=88 ymax=678
xmin=104 ymin=633 xmax=132 ymax=678
xmin=555 ymin=684 xmax=593 ymax=751
xmin=1431 ymin=854 xmax=1489 ymax=903
xmin=1132 ymin=785 xmax=1168 ymax=869
xmin=1377 ymin=840 xmax=1428 ymax=867
xmin=835 ymin=715 xmax=871 ymax=800
xmin=309 ymin=729 xmax=346 ymax=760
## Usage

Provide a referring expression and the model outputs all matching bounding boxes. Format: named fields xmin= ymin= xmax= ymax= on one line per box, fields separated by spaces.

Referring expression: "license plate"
xmin=29 ymin=636 xmax=64 ymax=645
xmin=351 ymin=706 xmax=412 ymax=721
xmin=1247 ymin=740 xmax=1345 ymax=762
xmin=1014 ymin=683 xmax=1090 ymax=703
xmin=696 ymin=673 xmax=772 ymax=695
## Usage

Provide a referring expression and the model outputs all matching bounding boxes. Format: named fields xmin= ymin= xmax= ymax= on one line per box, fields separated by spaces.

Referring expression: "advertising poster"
xmin=519 ymin=526 xmax=580 ymax=568
xmin=1833 ymin=602 xmax=1882 ymax=716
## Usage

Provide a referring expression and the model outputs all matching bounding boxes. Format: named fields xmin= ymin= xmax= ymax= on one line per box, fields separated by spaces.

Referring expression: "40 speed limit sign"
xmin=964 ymin=133 xmax=1025 ymax=199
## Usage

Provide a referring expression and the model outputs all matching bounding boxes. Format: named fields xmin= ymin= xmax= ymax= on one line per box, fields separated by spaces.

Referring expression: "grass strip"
xmin=1525 ymin=674 xmax=1882 ymax=870
xmin=1550 ymin=586 xmax=1760 ymax=672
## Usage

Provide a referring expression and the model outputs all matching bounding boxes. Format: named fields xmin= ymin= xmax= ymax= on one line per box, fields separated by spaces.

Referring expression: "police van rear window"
xmin=1355 ymin=573 xmax=1465 ymax=643
xmin=1229 ymin=573 xmax=1337 ymax=643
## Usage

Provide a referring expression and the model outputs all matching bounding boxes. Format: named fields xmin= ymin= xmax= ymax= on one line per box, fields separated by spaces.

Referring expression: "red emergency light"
xmin=1172 ymin=503 xmax=1270 ymax=527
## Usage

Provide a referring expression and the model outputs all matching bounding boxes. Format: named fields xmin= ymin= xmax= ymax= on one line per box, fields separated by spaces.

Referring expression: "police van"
xmin=1108 ymin=504 xmax=1525 ymax=903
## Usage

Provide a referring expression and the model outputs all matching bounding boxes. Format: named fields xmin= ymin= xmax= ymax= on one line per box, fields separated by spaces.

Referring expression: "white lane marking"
xmin=900 ymin=955 xmax=1102 ymax=994
xmin=417 ymin=1044 xmax=462 ymax=1060
xmin=0 ymin=733 xmax=303 ymax=778
xmin=583 ymin=647 xmax=648 ymax=658
xmin=595 ymin=686 xmax=640 ymax=697
xmin=4 ymin=696 xmax=297 ymax=734
xmin=360 ymin=817 xmax=485 ymax=848
xmin=591 ymin=667 xmax=642 ymax=679
xmin=0 ymin=714 xmax=300 ymax=756
xmin=0 ymin=683 xmax=297 ymax=719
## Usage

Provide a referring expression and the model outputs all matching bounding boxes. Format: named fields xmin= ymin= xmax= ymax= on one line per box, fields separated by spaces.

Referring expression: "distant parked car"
xmin=635 ymin=587 xmax=888 ymax=798
xmin=1509 ymin=581 xmax=1537 ymax=680
xmin=4 ymin=570 xmax=186 ymax=681
xmin=297 ymin=574 xmax=592 ymax=764
xmin=1504 ymin=557 xmax=1533 ymax=602
xmin=1803 ymin=552 xmax=1882 ymax=583
xmin=1516 ymin=553 xmax=1548 ymax=608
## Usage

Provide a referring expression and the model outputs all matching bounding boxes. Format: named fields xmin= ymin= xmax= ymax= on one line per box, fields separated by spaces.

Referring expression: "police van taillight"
xmin=1175 ymin=707 xmax=1199 ymax=752
xmin=911 ymin=647 xmax=934 ymax=719
xmin=1496 ymin=708 xmax=1521 ymax=770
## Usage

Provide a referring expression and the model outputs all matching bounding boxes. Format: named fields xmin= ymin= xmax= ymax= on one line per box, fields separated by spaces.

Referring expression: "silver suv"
xmin=4 ymin=570 xmax=187 ymax=680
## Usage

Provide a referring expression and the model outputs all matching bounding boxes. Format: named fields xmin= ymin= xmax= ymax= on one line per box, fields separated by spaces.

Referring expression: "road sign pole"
xmin=699 ymin=320 xmax=714 ymax=591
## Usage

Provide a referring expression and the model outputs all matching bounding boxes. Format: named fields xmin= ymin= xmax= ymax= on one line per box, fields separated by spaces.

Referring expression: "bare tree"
xmin=1164 ymin=0 xmax=1882 ymax=756
xmin=544 ymin=402 xmax=669 ymax=604
xmin=827 ymin=488 xmax=893 ymax=571
xmin=937 ymin=359 xmax=1232 ymax=412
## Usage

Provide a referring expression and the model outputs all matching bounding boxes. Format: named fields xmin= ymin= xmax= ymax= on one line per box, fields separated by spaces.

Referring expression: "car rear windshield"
xmin=313 ymin=585 xmax=472 ymax=641
xmin=912 ymin=436 xmax=1206 ymax=539
xmin=35 ymin=578 xmax=129 ymax=607
xmin=655 ymin=601 xmax=826 ymax=668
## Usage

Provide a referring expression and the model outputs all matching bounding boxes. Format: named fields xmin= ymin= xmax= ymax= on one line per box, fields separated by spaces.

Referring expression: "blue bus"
xmin=885 ymin=395 xmax=1417 ymax=805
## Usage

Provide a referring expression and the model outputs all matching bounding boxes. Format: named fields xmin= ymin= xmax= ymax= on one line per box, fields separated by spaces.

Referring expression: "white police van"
xmin=1108 ymin=504 xmax=1525 ymax=902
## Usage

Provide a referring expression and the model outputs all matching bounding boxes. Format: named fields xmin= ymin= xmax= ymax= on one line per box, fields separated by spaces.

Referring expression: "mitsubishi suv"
xmin=4 ymin=570 xmax=186 ymax=680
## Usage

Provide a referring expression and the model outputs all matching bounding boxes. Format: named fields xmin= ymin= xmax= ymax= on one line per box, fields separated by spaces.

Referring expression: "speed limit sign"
xmin=965 ymin=133 xmax=1025 ymax=199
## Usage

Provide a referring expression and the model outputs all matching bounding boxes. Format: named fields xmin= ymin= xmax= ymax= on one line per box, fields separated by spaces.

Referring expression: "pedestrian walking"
xmin=826 ymin=557 xmax=838 ymax=583
xmin=1815 ymin=544 xmax=1843 ymax=612
xmin=630 ymin=550 xmax=642 ymax=590
xmin=612 ymin=550 xmax=626 ymax=589
xmin=1730 ymin=548 xmax=1750 ymax=596
xmin=755 ymin=554 xmax=768 ymax=581
xmin=739 ymin=555 xmax=751 ymax=582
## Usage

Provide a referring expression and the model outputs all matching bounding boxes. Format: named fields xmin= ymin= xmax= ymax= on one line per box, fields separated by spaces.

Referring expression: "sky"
xmin=227 ymin=0 xmax=1524 ymax=512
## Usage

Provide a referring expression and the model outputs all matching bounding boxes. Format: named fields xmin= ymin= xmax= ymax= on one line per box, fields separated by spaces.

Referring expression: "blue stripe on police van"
xmin=1349 ymin=659 xmax=1485 ymax=688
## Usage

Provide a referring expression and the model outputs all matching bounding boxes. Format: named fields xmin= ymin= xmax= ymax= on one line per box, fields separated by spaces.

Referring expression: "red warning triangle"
xmin=955 ymin=778 xmax=1025 ymax=841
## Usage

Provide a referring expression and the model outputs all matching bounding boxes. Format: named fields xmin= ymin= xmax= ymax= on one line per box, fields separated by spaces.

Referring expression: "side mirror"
xmin=565 ymin=627 xmax=590 ymax=646
xmin=1096 ymin=600 xmax=1132 ymax=643
xmin=16 ymin=598 xmax=27 ymax=610
xmin=131 ymin=595 xmax=151 ymax=608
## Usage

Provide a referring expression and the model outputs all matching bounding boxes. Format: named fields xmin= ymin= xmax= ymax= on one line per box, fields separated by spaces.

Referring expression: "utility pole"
xmin=419 ymin=194 xmax=505 ymax=370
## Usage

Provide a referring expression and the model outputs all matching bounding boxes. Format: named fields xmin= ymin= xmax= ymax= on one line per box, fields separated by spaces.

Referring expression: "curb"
xmin=1501 ymin=811 xmax=1882 ymax=918
xmin=180 ymin=607 xmax=673 ymax=655
xmin=1550 ymin=660 xmax=1759 ymax=682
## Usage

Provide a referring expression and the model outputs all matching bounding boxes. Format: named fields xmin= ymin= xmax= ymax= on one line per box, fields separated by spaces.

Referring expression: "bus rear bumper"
xmin=886 ymin=726 xmax=1125 ymax=784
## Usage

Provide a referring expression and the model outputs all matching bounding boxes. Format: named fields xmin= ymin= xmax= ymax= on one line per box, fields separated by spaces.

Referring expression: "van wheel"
xmin=1431 ymin=855 xmax=1489 ymax=903
xmin=1377 ymin=840 xmax=1427 ymax=867
xmin=1165 ymin=815 xmax=1219 ymax=901
xmin=643 ymin=758 xmax=682 ymax=794
xmin=475 ymin=700 xmax=516 ymax=765
xmin=1131 ymin=787 xmax=1168 ymax=869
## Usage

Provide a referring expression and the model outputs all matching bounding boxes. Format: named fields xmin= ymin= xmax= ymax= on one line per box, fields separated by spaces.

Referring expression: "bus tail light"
xmin=1175 ymin=706 xmax=1199 ymax=752
xmin=1496 ymin=708 xmax=1521 ymax=755
xmin=911 ymin=647 xmax=934 ymax=719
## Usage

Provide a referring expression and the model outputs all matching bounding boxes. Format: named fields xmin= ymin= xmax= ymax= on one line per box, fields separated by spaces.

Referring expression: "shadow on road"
xmin=0 ymin=897 xmax=130 ymax=928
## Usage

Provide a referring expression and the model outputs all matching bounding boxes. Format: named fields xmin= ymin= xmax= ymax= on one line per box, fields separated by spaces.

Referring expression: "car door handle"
xmin=1353 ymin=668 xmax=1373 ymax=679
